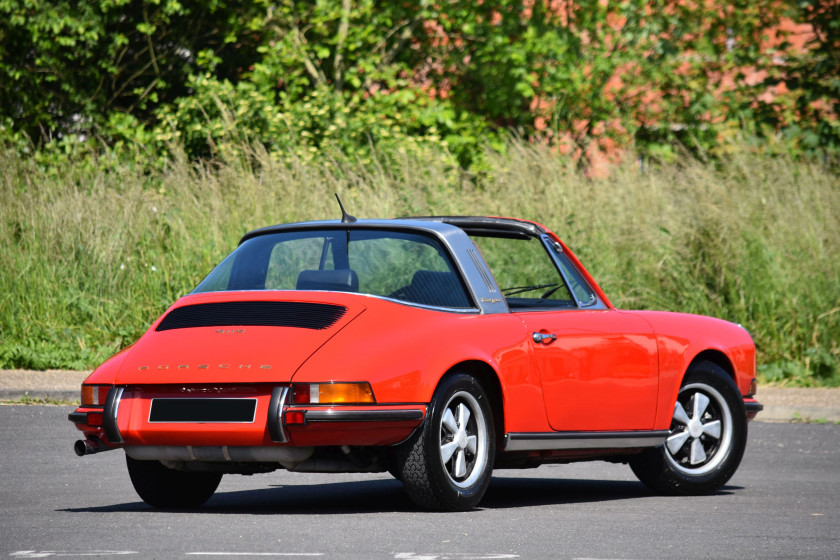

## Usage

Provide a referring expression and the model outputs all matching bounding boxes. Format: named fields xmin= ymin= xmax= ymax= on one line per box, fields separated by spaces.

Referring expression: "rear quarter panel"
xmin=629 ymin=310 xmax=756 ymax=430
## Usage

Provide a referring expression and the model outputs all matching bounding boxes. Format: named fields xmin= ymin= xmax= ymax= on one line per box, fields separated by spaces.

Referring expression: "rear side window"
xmin=192 ymin=229 xmax=474 ymax=310
xmin=470 ymin=234 xmax=576 ymax=310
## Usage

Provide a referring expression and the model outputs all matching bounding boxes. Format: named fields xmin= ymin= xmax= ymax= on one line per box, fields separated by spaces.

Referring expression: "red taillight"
xmin=86 ymin=412 xmax=104 ymax=426
xmin=292 ymin=384 xmax=311 ymax=405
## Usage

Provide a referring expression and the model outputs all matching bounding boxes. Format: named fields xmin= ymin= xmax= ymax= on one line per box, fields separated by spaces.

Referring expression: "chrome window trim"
xmin=540 ymin=234 xmax=605 ymax=309
xmin=359 ymin=293 xmax=481 ymax=314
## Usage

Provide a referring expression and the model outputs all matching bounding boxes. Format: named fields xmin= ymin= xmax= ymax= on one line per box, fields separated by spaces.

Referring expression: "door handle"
xmin=532 ymin=332 xmax=557 ymax=344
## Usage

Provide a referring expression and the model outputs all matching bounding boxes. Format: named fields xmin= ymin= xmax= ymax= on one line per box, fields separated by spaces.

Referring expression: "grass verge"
xmin=1 ymin=139 xmax=838 ymax=385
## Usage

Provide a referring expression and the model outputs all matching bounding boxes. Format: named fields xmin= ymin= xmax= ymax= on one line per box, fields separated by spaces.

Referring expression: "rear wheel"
xmin=126 ymin=455 xmax=222 ymax=508
xmin=394 ymin=373 xmax=495 ymax=511
xmin=630 ymin=361 xmax=747 ymax=495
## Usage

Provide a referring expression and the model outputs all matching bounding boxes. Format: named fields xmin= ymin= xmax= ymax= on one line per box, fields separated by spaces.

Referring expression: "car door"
xmin=517 ymin=308 xmax=659 ymax=431
xmin=471 ymin=232 xmax=659 ymax=432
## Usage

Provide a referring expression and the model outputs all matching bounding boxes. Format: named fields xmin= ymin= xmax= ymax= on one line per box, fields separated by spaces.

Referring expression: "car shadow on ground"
xmin=59 ymin=476 xmax=740 ymax=515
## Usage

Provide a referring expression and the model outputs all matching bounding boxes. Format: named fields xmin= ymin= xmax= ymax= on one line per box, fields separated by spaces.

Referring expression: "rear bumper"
xmin=744 ymin=397 xmax=764 ymax=421
xmin=282 ymin=406 xmax=425 ymax=446
xmin=69 ymin=387 xmax=426 ymax=451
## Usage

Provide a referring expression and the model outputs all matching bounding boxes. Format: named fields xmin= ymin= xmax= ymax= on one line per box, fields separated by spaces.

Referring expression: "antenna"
xmin=334 ymin=193 xmax=357 ymax=224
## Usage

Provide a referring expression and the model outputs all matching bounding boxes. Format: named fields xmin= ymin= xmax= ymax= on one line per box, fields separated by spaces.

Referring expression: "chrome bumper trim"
xmin=304 ymin=409 xmax=424 ymax=423
xmin=103 ymin=387 xmax=125 ymax=444
xmin=267 ymin=386 xmax=290 ymax=443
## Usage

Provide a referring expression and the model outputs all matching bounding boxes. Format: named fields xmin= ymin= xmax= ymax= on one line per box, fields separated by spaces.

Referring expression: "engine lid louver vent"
xmin=156 ymin=301 xmax=347 ymax=332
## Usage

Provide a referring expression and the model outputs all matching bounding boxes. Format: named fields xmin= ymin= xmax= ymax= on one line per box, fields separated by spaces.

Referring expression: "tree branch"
xmin=291 ymin=23 xmax=327 ymax=85
xmin=333 ymin=0 xmax=352 ymax=91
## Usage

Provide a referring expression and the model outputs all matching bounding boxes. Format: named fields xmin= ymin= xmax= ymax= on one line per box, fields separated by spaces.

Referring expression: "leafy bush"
xmin=3 ymin=1 xmax=838 ymax=166
xmin=0 ymin=0 xmax=267 ymax=140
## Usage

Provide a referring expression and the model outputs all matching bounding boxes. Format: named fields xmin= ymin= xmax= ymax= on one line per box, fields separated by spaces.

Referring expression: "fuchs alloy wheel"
xmin=394 ymin=373 xmax=495 ymax=511
xmin=630 ymin=361 xmax=747 ymax=495
xmin=126 ymin=455 xmax=222 ymax=508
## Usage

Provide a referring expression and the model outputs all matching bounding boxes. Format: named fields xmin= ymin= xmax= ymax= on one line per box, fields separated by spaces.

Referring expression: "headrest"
xmin=296 ymin=269 xmax=359 ymax=292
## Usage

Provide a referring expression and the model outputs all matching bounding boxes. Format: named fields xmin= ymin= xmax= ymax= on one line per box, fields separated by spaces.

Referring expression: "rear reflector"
xmin=285 ymin=410 xmax=306 ymax=425
xmin=149 ymin=398 xmax=257 ymax=423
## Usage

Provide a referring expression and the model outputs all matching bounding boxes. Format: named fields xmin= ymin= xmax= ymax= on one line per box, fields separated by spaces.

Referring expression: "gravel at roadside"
xmin=1 ymin=369 xmax=838 ymax=423
xmin=0 ymin=370 xmax=89 ymax=402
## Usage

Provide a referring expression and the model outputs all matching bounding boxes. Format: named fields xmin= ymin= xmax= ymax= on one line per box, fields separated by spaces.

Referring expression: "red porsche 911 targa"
xmin=69 ymin=215 xmax=763 ymax=511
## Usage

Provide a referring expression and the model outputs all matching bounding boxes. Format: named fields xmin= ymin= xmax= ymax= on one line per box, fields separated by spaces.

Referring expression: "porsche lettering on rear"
xmin=69 ymin=215 xmax=762 ymax=511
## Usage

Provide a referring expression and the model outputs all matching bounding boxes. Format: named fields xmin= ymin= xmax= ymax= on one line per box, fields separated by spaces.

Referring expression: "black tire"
xmin=629 ymin=361 xmax=747 ymax=495
xmin=126 ymin=455 xmax=222 ymax=508
xmin=393 ymin=373 xmax=495 ymax=511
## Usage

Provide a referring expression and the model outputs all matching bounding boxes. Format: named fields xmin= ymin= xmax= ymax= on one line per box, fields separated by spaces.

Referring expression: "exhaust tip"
xmin=74 ymin=439 xmax=100 ymax=456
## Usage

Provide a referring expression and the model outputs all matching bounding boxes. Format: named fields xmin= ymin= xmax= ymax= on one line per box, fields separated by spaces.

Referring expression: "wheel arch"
xmin=656 ymin=349 xmax=738 ymax=429
xmin=688 ymin=350 xmax=735 ymax=381
xmin=440 ymin=360 xmax=505 ymax=450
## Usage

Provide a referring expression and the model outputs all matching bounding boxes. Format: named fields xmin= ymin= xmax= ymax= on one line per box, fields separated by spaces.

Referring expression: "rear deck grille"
xmin=156 ymin=301 xmax=346 ymax=332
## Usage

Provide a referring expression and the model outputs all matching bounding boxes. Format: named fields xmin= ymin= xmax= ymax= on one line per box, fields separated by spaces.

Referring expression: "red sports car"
xmin=69 ymin=215 xmax=763 ymax=511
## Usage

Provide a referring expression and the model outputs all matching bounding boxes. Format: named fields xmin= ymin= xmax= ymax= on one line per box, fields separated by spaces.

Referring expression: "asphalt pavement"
xmin=1 ymin=405 xmax=838 ymax=559
xmin=2 ymin=369 xmax=839 ymax=422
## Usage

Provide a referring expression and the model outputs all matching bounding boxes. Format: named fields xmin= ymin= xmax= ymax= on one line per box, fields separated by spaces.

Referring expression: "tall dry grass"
xmin=1 ymin=140 xmax=838 ymax=384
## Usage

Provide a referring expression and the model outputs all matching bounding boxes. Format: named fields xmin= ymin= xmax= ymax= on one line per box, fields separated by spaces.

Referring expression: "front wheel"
xmin=394 ymin=373 xmax=495 ymax=511
xmin=630 ymin=361 xmax=747 ymax=495
xmin=126 ymin=455 xmax=222 ymax=508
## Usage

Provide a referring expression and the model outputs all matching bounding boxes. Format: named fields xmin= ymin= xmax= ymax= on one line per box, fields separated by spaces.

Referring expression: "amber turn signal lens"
xmin=81 ymin=385 xmax=97 ymax=406
xmin=310 ymin=382 xmax=375 ymax=404
xmin=81 ymin=385 xmax=110 ymax=406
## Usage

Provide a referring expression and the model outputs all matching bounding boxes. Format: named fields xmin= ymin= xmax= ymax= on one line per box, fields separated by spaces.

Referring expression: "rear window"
xmin=193 ymin=228 xmax=474 ymax=310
